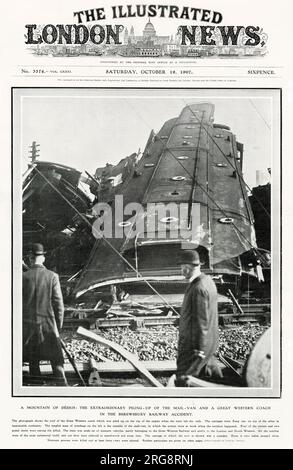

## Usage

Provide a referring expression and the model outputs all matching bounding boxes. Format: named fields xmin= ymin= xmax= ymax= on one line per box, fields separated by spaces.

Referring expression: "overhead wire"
xmin=249 ymin=99 xmax=271 ymax=131
xmin=182 ymin=100 xmax=271 ymax=219
xmin=181 ymin=101 xmax=270 ymax=265
xmin=23 ymin=156 xmax=180 ymax=316
xmin=23 ymin=98 xmax=268 ymax=294
xmin=125 ymin=99 xmax=268 ymax=266
xmin=23 ymin=171 xmax=83 ymax=260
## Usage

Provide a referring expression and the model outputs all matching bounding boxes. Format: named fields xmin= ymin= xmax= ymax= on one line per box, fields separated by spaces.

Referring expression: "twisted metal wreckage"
xmin=22 ymin=102 xmax=272 ymax=388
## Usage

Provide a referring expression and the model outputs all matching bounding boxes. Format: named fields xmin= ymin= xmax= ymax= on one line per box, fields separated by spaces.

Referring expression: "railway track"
xmin=63 ymin=303 xmax=271 ymax=330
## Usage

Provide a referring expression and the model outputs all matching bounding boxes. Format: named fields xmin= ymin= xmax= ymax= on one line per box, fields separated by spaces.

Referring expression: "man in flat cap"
xmin=23 ymin=243 xmax=68 ymax=386
xmin=176 ymin=249 xmax=222 ymax=386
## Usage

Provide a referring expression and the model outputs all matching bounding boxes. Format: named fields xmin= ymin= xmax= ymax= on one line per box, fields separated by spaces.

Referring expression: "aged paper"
xmin=0 ymin=0 xmax=292 ymax=449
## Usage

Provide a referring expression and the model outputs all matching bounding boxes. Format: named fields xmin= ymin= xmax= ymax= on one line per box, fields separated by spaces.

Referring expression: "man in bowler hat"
xmin=176 ymin=249 xmax=222 ymax=386
xmin=23 ymin=243 xmax=68 ymax=385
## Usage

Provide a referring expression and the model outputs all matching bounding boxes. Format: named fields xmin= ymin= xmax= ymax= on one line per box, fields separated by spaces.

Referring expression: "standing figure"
xmin=176 ymin=250 xmax=222 ymax=386
xmin=23 ymin=243 xmax=68 ymax=386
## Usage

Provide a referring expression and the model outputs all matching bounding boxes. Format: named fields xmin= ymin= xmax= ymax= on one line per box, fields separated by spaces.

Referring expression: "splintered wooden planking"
xmin=77 ymin=326 xmax=164 ymax=388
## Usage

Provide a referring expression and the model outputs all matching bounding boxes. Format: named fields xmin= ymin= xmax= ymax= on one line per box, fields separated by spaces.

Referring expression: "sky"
xmin=17 ymin=88 xmax=278 ymax=188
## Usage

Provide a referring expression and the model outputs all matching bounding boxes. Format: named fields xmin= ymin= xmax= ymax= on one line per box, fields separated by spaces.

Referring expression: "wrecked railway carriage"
xmin=22 ymin=102 xmax=271 ymax=387
xmin=74 ymin=102 xmax=267 ymax=305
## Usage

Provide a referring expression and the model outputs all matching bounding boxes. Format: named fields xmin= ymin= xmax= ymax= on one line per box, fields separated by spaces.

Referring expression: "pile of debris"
xmin=218 ymin=324 xmax=270 ymax=362
xmin=61 ymin=323 xmax=270 ymax=365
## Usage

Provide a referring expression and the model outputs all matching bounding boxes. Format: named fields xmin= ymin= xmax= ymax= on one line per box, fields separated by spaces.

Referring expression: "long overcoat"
xmin=23 ymin=265 xmax=64 ymax=364
xmin=177 ymin=273 xmax=219 ymax=377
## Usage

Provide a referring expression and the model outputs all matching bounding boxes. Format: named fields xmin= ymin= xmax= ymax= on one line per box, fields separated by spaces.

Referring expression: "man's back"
xmin=23 ymin=265 xmax=64 ymax=338
xmin=22 ymin=245 xmax=68 ymax=384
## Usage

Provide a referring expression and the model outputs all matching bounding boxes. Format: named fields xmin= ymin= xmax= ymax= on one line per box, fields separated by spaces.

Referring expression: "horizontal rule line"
xmin=18 ymin=64 xmax=284 ymax=68
xmin=14 ymin=75 xmax=281 ymax=78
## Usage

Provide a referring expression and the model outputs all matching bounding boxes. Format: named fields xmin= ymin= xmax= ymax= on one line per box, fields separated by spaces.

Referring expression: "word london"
xmin=25 ymin=24 xmax=264 ymax=46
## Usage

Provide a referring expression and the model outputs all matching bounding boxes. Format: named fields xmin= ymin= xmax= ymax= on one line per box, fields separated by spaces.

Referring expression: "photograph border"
xmin=11 ymin=86 xmax=282 ymax=398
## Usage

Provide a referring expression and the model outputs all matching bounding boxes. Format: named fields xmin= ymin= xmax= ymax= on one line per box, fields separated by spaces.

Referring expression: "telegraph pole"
xmin=29 ymin=141 xmax=40 ymax=163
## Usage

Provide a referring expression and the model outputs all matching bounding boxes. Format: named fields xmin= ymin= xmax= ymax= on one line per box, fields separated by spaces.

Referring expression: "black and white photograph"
xmin=13 ymin=88 xmax=281 ymax=397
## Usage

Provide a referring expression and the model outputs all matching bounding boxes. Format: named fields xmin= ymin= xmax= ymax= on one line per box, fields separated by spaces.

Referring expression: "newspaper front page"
xmin=0 ymin=0 xmax=292 ymax=450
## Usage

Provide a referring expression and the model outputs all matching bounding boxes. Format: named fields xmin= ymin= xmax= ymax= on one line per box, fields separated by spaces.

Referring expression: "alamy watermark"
xmin=91 ymin=195 xmax=206 ymax=242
